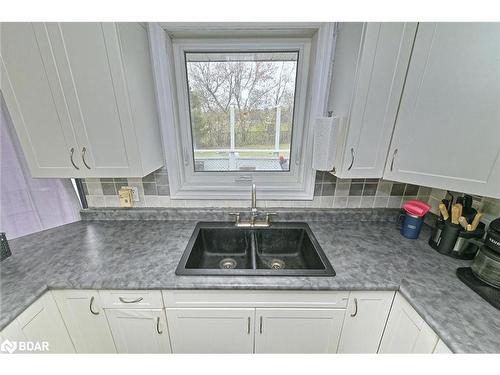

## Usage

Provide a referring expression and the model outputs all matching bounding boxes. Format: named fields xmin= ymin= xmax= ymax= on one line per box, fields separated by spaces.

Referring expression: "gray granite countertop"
xmin=1 ymin=211 xmax=499 ymax=353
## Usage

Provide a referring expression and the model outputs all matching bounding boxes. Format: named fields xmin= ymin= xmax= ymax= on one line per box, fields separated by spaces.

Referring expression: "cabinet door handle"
xmin=350 ymin=298 xmax=358 ymax=317
xmin=70 ymin=148 xmax=80 ymax=170
xmin=81 ymin=147 xmax=91 ymax=170
xmin=259 ymin=316 xmax=263 ymax=334
xmin=390 ymin=148 xmax=398 ymax=171
xmin=347 ymin=147 xmax=355 ymax=171
xmin=89 ymin=296 xmax=99 ymax=315
xmin=247 ymin=317 xmax=251 ymax=334
xmin=156 ymin=317 xmax=163 ymax=334
xmin=118 ymin=297 xmax=144 ymax=304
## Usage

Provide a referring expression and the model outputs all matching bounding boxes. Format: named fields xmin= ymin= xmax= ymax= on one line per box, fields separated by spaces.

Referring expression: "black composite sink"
xmin=176 ymin=222 xmax=335 ymax=276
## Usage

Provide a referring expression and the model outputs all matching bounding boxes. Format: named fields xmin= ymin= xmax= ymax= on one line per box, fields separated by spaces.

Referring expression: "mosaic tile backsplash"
xmin=82 ymin=167 xmax=433 ymax=209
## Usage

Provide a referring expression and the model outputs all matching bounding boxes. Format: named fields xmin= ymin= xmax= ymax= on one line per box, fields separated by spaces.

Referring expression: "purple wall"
xmin=1 ymin=95 xmax=81 ymax=240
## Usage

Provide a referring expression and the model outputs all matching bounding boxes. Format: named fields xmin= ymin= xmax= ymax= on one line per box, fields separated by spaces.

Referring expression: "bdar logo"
xmin=1 ymin=339 xmax=17 ymax=353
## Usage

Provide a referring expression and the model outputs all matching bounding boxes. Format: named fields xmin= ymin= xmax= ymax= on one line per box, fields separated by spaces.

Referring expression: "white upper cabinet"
xmin=1 ymin=22 xmax=163 ymax=178
xmin=330 ymin=22 xmax=417 ymax=178
xmin=384 ymin=23 xmax=500 ymax=198
xmin=0 ymin=23 xmax=79 ymax=176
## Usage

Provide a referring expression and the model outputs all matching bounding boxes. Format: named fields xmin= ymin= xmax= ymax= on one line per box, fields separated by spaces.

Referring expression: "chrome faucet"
xmin=229 ymin=184 xmax=277 ymax=227
xmin=250 ymin=183 xmax=258 ymax=225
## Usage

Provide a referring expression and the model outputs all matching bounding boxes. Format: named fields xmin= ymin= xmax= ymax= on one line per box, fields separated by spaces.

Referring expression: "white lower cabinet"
xmin=0 ymin=293 xmax=75 ymax=353
xmin=338 ymin=291 xmax=395 ymax=353
xmin=166 ymin=308 xmax=255 ymax=353
xmin=433 ymin=339 xmax=452 ymax=354
xmin=52 ymin=290 xmax=116 ymax=353
xmin=105 ymin=309 xmax=171 ymax=353
xmin=1 ymin=289 xmax=452 ymax=354
xmin=255 ymin=308 xmax=345 ymax=353
xmin=379 ymin=293 xmax=438 ymax=353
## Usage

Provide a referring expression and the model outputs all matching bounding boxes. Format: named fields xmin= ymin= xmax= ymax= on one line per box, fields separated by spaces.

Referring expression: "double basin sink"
xmin=176 ymin=222 xmax=335 ymax=276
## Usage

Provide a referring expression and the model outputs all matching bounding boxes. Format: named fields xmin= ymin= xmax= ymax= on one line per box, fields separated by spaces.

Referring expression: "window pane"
xmin=185 ymin=51 xmax=298 ymax=172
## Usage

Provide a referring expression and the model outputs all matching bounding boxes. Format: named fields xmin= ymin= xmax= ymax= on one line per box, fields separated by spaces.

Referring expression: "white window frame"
xmin=148 ymin=23 xmax=337 ymax=200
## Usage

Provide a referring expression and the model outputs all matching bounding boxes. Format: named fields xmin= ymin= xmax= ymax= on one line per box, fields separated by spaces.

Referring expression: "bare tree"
xmin=187 ymin=56 xmax=297 ymax=148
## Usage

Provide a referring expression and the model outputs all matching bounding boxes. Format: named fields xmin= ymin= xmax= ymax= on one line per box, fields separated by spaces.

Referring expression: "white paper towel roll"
xmin=312 ymin=116 xmax=340 ymax=171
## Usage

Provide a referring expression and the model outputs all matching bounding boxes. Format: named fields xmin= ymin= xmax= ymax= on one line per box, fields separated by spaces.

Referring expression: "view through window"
xmin=185 ymin=51 xmax=298 ymax=172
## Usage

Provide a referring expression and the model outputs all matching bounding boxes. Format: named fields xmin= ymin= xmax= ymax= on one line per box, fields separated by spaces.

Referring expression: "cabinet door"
xmin=338 ymin=291 xmax=395 ymax=353
xmin=336 ymin=23 xmax=416 ymax=178
xmin=105 ymin=309 xmax=171 ymax=353
xmin=384 ymin=23 xmax=500 ymax=198
xmin=255 ymin=308 xmax=345 ymax=353
xmin=0 ymin=23 xmax=80 ymax=178
xmin=379 ymin=293 xmax=438 ymax=353
xmin=166 ymin=308 xmax=254 ymax=353
xmin=45 ymin=22 xmax=141 ymax=177
xmin=52 ymin=290 xmax=116 ymax=353
xmin=433 ymin=339 xmax=452 ymax=353
xmin=13 ymin=293 xmax=75 ymax=353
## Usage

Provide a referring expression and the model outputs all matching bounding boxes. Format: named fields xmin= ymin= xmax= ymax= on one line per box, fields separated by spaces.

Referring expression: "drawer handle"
xmin=247 ymin=317 xmax=251 ymax=334
xmin=81 ymin=147 xmax=91 ymax=169
xmin=350 ymin=297 xmax=358 ymax=317
xmin=118 ymin=297 xmax=144 ymax=304
xmin=347 ymin=147 xmax=355 ymax=171
xmin=390 ymin=148 xmax=398 ymax=172
xmin=70 ymin=147 xmax=80 ymax=170
xmin=259 ymin=316 xmax=263 ymax=334
xmin=156 ymin=317 xmax=163 ymax=334
xmin=89 ymin=296 xmax=99 ymax=315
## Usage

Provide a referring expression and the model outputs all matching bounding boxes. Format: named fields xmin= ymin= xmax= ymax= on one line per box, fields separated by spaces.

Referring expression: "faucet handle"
xmin=228 ymin=212 xmax=240 ymax=224
xmin=265 ymin=212 xmax=278 ymax=224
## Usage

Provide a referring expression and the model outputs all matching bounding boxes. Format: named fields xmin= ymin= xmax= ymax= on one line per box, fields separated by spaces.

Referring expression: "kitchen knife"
xmin=445 ymin=192 xmax=454 ymax=212
xmin=463 ymin=195 xmax=473 ymax=210
xmin=469 ymin=212 xmax=483 ymax=231
xmin=451 ymin=203 xmax=462 ymax=225
xmin=439 ymin=203 xmax=449 ymax=221
xmin=458 ymin=216 xmax=468 ymax=230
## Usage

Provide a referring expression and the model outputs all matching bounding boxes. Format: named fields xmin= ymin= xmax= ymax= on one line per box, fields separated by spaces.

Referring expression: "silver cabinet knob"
xmin=156 ymin=316 xmax=163 ymax=334
xmin=81 ymin=147 xmax=91 ymax=170
xmin=347 ymin=147 xmax=355 ymax=171
xmin=390 ymin=149 xmax=398 ymax=171
xmin=70 ymin=147 xmax=80 ymax=170
xmin=118 ymin=297 xmax=144 ymax=304
xmin=89 ymin=296 xmax=99 ymax=315
xmin=350 ymin=297 xmax=358 ymax=317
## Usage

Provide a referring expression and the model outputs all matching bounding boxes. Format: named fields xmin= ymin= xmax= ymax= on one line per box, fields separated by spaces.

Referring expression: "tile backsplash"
xmin=82 ymin=167 xmax=433 ymax=209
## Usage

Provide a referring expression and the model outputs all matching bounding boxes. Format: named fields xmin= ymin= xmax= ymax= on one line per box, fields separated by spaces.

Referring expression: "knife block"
xmin=429 ymin=219 xmax=485 ymax=259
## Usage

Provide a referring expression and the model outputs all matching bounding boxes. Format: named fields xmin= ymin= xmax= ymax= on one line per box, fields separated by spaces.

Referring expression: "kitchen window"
xmin=148 ymin=24 xmax=337 ymax=200
xmin=185 ymin=51 xmax=298 ymax=172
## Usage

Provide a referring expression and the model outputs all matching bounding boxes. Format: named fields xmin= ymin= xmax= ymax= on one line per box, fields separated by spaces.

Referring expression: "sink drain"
xmin=219 ymin=258 xmax=237 ymax=269
xmin=270 ymin=259 xmax=285 ymax=270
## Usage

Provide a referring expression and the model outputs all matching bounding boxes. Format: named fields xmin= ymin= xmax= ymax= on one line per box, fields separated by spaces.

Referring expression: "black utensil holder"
xmin=428 ymin=219 xmax=459 ymax=254
xmin=430 ymin=218 xmax=485 ymax=259
xmin=429 ymin=219 xmax=445 ymax=250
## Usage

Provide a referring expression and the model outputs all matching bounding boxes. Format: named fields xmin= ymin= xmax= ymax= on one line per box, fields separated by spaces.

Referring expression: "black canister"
xmin=451 ymin=223 xmax=485 ymax=259
xmin=436 ymin=220 xmax=461 ymax=255
xmin=428 ymin=218 xmax=445 ymax=250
